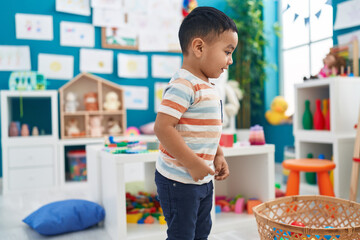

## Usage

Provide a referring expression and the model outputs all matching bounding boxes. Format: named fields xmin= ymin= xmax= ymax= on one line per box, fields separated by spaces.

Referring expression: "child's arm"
xmin=213 ymin=145 xmax=229 ymax=180
xmin=154 ymin=112 xmax=215 ymax=182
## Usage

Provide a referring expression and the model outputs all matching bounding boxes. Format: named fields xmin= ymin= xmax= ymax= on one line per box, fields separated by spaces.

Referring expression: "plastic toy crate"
xmin=67 ymin=150 xmax=87 ymax=181
xmin=253 ymin=195 xmax=360 ymax=239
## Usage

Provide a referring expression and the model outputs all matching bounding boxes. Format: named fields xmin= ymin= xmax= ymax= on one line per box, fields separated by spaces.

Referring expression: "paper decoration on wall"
xmin=154 ymin=82 xmax=168 ymax=112
xmin=0 ymin=45 xmax=31 ymax=71
xmin=80 ymin=49 xmax=113 ymax=74
xmin=118 ymin=53 xmax=148 ymax=78
xmin=15 ymin=14 xmax=53 ymax=40
xmin=334 ymin=0 xmax=360 ymax=30
xmin=60 ymin=21 xmax=94 ymax=47
xmin=91 ymin=0 xmax=122 ymax=9
xmin=38 ymin=54 xmax=74 ymax=80
xmin=123 ymin=0 xmax=147 ymax=13
xmin=56 ymin=0 xmax=90 ymax=16
xmin=92 ymin=8 xmax=125 ymax=27
xmin=282 ymin=0 xmax=332 ymax=26
xmin=122 ymin=85 xmax=148 ymax=110
xmin=151 ymin=55 xmax=182 ymax=78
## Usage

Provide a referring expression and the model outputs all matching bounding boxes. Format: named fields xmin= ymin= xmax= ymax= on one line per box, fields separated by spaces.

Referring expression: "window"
xmin=281 ymin=0 xmax=333 ymax=115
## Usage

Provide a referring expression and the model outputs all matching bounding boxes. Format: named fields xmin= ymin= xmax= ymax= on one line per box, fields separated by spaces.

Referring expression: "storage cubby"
xmin=294 ymin=77 xmax=360 ymax=200
xmin=59 ymin=73 xmax=126 ymax=139
xmin=1 ymin=90 xmax=58 ymax=194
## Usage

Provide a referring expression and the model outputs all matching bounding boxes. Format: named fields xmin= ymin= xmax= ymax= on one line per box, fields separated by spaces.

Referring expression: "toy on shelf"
xmin=302 ymin=100 xmax=313 ymax=129
xmin=9 ymin=121 xmax=20 ymax=137
xmin=219 ymin=133 xmax=234 ymax=147
xmin=84 ymin=92 xmax=98 ymax=111
xmin=66 ymin=118 xmax=81 ymax=137
xmin=331 ymin=38 xmax=359 ymax=77
xmin=21 ymin=123 xmax=30 ymax=136
xmin=325 ymin=99 xmax=330 ymax=130
xmin=314 ymin=99 xmax=325 ymax=130
xmin=265 ymin=96 xmax=289 ymax=125
xmin=182 ymin=0 xmax=197 ymax=17
xmin=249 ymin=125 xmax=265 ymax=145
xmin=126 ymin=126 xmax=140 ymax=136
xmin=67 ymin=150 xmax=87 ymax=181
xmin=32 ymin=126 xmax=39 ymax=136
xmin=140 ymin=121 xmax=155 ymax=135
xmin=65 ymin=92 xmax=79 ymax=113
xmin=103 ymin=91 xmax=121 ymax=111
xmin=8 ymin=71 xmax=46 ymax=91
xmin=107 ymin=117 xmax=122 ymax=135
xmin=89 ymin=116 xmax=103 ymax=137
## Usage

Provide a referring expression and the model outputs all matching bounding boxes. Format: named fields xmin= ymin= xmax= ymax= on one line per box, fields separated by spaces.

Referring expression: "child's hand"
xmin=187 ymin=158 xmax=215 ymax=182
xmin=213 ymin=155 xmax=229 ymax=180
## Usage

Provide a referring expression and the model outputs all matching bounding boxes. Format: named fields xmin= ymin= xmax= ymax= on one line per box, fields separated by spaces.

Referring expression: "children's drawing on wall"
xmin=117 ymin=53 xmax=148 ymax=78
xmin=123 ymin=0 xmax=147 ymax=13
xmin=154 ymin=82 xmax=168 ymax=112
xmin=38 ymin=54 xmax=74 ymax=80
xmin=56 ymin=0 xmax=90 ymax=16
xmin=334 ymin=0 xmax=360 ymax=30
xmin=151 ymin=55 xmax=182 ymax=78
xmin=102 ymin=27 xmax=137 ymax=50
xmin=91 ymin=0 xmax=122 ymax=9
xmin=92 ymin=8 xmax=125 ymax=27
xmin=60 ymin=21 xmax=94 ymax=47
xmin=0 ymin=46 xmax=31 ymax=71
xmin=123 ymin=86 xmax=148 ymax=110
xmin=15 ymin=13 xmax=53 ymax=40
xmin=80 ymin=49 xmax=113 ymax=74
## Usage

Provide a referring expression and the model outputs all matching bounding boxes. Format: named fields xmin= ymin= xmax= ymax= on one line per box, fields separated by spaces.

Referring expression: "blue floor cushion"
xmin=23 ymin=199 xmax=105 ymax=235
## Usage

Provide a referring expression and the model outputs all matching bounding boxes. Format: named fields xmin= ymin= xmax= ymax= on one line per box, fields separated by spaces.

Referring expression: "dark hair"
xmin=178 ymin=6 xmax=238 ymax=55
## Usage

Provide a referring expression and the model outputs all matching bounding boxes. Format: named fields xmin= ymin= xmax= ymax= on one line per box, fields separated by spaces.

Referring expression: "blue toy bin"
xmin=253 ymin=195 xmax=360 ymax=239
xmin=67 ymin=150 xmax=87 ymax=181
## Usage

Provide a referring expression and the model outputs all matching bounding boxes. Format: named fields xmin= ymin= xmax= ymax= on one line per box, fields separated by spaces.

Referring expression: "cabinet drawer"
xmin=8 ymin=146 xmax=53 ymax=168
xmin=8 ymin=167 xmax=54 ymax=191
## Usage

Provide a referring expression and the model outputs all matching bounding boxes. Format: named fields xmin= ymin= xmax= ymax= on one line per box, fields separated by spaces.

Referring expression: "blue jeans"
xmin=155 ymin=170 xmax=213 ymax=240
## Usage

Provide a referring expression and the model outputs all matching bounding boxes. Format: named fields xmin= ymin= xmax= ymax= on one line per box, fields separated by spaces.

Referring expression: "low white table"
xmin=87 ymin=144 xmax=275 ymax=240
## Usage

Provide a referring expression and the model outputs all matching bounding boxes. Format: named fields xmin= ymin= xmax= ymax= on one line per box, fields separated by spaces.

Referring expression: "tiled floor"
xmin=0 ymin=164 xmax=318 ymax=240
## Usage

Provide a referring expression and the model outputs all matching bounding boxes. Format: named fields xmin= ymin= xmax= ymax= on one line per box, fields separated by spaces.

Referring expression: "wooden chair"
xmin=349 ymin=109 xmax=360 ymax=201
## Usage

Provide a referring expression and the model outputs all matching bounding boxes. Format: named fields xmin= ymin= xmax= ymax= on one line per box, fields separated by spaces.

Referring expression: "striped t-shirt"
xmin=156 ymin=69 xmax=222 ymax=184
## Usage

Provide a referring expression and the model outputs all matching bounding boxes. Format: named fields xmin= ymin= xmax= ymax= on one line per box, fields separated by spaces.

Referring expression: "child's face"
xmin=200 ymin=30 xmax=238 ymax=79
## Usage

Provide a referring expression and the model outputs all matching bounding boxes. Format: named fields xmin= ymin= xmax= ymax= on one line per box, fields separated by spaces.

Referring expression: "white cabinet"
xmin=1 ymin=90 xmax=58 ymax=194
xmin=87 ymin=144 xmax=275 ymax=240
xmin=293 ymin=77 xmax=360 ymax=200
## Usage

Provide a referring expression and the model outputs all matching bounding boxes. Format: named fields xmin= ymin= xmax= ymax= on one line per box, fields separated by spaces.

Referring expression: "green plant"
xmin=226 ymin=0 xmax=267 ymax=128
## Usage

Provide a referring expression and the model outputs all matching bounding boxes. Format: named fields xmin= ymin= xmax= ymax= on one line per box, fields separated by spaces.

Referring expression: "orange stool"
xmin=282 ymin=159 xmax=336 ymax=197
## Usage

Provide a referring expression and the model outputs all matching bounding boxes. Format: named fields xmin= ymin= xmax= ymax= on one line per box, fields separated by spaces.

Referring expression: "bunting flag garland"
xmin=283 ymin=0 xmax=332 ymax=26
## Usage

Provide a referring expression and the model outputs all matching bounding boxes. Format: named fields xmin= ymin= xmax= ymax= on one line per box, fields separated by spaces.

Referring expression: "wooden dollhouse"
xmin=59 ymin=72 xmax=126 ymax=139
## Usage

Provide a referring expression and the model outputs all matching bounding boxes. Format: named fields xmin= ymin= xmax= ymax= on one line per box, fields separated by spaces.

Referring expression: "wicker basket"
xmin=253 ymin=195 xmax=360 ymax=240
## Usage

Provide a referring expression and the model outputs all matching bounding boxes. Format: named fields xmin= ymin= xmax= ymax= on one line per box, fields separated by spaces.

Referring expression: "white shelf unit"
xmin=294 ymin=77 xmax=360 ymax=200
xmin=87 ymin=144 xmax=275 ymax=240
xmin=1 ymin=90 xmax=58 ymax=194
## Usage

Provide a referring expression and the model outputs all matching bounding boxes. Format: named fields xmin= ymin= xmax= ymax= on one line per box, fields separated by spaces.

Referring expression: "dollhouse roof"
xmin=58 ymin=72 xmax=123 ymax=92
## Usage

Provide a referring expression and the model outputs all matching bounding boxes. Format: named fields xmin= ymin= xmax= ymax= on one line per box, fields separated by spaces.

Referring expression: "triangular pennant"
xmin=293 ymin=13 xmax=299 ymax=22
xmin=325 ymin=0 xmax=332 ymax=5
xmin=283 ymin=4 xmax=290 ymax=13
xmin=304 ymin=17 xmax=310 ymax=25
xmin=315 ymin=10 xmax=322 ymax=18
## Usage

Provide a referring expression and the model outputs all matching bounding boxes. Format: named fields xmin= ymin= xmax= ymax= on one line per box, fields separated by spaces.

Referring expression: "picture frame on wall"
xmin=101 ymin=27 xmax=138 ymax=50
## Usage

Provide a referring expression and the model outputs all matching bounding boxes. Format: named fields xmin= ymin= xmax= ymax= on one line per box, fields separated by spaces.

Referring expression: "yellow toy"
xmin=265 ymin=96 xmax=289 ymax=125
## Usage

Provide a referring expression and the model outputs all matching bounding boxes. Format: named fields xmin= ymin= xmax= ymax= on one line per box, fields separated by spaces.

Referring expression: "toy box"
xmin=67 ymin=150 xmax=87 ymax=181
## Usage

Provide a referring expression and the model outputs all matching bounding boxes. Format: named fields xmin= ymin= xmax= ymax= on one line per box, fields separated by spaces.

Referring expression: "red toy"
xmin=219 ymin=134 xmax=234 ymax=147
xmin=313 ymin=99 xmax=325 ymax=130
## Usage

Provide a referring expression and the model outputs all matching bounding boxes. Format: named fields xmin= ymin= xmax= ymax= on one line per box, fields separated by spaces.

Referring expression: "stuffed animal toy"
xmin=223 ymin=80 xmax=243 ymax=128
xmin=107 ymin=117 xmax=122 ymax=135
xmin=66 ymin=118 xmax=80 ymax=136
xmin=84 ymin=92 xmax=98 ymax=111
xmin=65 ymin=92 xmax=79 ymax=113
xmin=89 ymin=116 xmax=103 ymax=137
xmin=103 ymin=91 xmax=121 ymax=111
xmin=265 ymin=96 xmax=289 ymax=125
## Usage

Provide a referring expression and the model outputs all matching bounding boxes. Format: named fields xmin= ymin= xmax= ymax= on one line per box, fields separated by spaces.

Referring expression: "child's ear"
xmin=191 ymin=38 xmax=204 ymax=57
